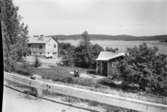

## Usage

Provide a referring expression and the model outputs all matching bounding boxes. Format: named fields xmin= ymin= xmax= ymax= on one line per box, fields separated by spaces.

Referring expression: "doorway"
xmin=102 ymin=61 xmax=107 ymax=76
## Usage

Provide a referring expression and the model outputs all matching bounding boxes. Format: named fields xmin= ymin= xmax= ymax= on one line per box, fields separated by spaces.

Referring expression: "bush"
xmin=33 ymin=56 xmax=41 ymax=68
xmin=112 ymin=43 xmax=167 ymax=95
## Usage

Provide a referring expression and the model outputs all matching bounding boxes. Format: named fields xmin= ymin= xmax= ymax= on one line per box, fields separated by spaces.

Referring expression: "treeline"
xmin=51 ymin=34 xmax=167 ymax=41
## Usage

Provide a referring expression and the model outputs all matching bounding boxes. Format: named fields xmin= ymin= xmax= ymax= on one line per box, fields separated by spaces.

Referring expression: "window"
xmin=39 ymin=45 xmax=43 ymax=49
xmin=54 ymin=44 xmax=56 ymax=48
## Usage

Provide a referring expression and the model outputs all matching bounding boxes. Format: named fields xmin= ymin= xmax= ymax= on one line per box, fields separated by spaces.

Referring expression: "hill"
xmin=49 ymin=34 xmax=167 ymax=41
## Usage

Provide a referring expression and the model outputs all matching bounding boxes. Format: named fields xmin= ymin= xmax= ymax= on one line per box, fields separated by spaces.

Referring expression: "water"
xmin=59 ymin=40 xmax=167 ymax=54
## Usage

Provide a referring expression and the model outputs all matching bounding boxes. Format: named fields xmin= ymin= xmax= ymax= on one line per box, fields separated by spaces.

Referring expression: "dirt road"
xmin=2 ymin=87 xmax=90 ymax=112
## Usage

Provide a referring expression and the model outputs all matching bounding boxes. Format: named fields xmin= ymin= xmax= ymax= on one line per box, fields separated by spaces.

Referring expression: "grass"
xmin=50 ymin=65 xmax=90 ymax=74
xmin=34 ymin=67 xmax=73 ymax=81
xmin=14 ymin=62 xmax=167 ymax=99
xmin=88 ymin=101 xmax=100 ymax=107
xmin=14 ymin=62 xmax=34 ymax=76
xmin=13 ymin=62 xmax=138 ymax=92
xmin=13 ymin=62 xmax=100 ymax=88
xmin=32 ymin=65 xmax=101 ymax=87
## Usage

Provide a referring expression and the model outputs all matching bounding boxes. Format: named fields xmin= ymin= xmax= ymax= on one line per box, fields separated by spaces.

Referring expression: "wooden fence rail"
xmin=3 ymin=72 xmax=167 ymax=112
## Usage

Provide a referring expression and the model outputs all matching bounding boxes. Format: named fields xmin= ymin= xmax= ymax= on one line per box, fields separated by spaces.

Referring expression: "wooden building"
xmin=96 ymin=51 xmax=125 ymax=76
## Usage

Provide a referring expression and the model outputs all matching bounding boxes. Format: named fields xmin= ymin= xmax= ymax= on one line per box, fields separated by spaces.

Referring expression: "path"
xmin=3 ymin=86 xmax=90 ymax=112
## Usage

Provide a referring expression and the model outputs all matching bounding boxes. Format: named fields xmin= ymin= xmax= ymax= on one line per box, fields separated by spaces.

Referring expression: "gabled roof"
xmin=96 ymin=51 xmax=125 ymax=61
xmin=27 ymin=36 xmax=54 ymax=44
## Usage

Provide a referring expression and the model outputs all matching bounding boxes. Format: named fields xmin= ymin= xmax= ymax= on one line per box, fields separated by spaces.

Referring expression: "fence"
xmin=4 ymin=72 xmax=167 ymax=112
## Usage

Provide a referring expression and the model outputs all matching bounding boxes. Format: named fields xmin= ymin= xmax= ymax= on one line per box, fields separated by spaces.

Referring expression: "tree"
xmin=74 ymin=43 xmax=103 ymax=68
xmin=59 ymin=42 xmax=75 ymax=66
xmin=71 ymin=31 xmax=104 ymax=68
xmin=113 ymin=43 xmax=167 ymax=95
xmin=59 ymin=31 xmax=103 ymax=69
xmin=1 ymin=0 xmax=29 ymax=71
xmin=80 ymin=30 xmax=90 ymax=48
xmin=89 ymin=44 xmax=104 ymax=68
xmin=80 ymin=30 xmax=91 ymax=62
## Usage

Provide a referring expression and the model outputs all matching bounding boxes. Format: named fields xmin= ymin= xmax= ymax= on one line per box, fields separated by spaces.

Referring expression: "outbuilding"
xmin=96 ymin=51 xmax=125 ymax=76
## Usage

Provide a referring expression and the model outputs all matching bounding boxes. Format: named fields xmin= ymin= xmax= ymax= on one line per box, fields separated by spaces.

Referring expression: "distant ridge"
xmin=48 ymin=34 xmax=167 ymax=41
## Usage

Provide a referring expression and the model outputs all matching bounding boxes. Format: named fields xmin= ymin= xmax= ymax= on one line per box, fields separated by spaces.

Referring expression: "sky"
xmin=13 ymin=0 xmax=167 ymax=36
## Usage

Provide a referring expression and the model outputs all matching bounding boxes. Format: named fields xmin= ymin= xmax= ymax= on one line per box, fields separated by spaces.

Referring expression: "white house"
xmin=27 ymin=35 xmax=58 ymax=58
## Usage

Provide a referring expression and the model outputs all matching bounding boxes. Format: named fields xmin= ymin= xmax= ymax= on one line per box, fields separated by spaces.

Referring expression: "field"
xmin=59 ymin=40 xmax=167 ymax=54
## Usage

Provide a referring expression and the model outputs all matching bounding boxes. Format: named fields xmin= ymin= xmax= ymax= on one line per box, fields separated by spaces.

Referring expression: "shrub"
xmin=112 ymin=43 xmax=167 ymax=95
xmin=33 ymin=55 xmax=41 ymax=68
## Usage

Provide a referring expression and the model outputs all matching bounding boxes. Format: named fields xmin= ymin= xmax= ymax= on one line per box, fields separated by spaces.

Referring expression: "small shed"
xmin=96 ymin=51 xmax=125 ymax=76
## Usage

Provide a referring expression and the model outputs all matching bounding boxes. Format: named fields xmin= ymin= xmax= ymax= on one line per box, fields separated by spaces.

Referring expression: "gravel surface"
xmin=2 ymin=87 xmax=90 ymax=112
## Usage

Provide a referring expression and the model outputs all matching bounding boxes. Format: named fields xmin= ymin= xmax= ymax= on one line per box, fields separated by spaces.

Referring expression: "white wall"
xmin=45 ymin=38 xmax=58 ymax=58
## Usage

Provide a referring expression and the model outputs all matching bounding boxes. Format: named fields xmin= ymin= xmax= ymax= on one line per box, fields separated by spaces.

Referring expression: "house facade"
xmin=27 ymin=35 xmax=58 ymax=58
xmin=96 ymin=51 xmax=125 ymax=76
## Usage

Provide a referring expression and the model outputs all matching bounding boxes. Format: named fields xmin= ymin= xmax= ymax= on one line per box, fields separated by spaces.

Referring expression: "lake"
xmin=59 ymin=40 xmax=167 ymax=54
